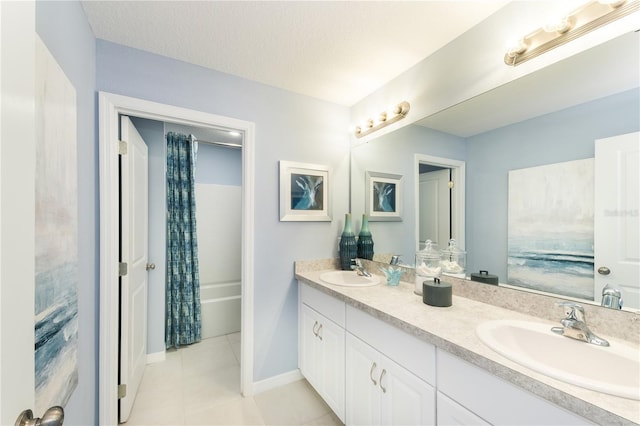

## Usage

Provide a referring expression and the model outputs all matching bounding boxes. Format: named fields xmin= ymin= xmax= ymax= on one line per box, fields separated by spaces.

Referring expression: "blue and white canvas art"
xmin=34 ymin=37 xmax=79 ymax=413
xmin=291 ymin=173 xmax=324 ymax=210
xmin=507 ymin=158 xmax=594 ymax=300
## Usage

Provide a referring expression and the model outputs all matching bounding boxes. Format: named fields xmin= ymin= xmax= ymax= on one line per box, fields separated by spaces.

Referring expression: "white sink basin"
xmin=319 ymin=270 xmax=380 ymax=287
xmin=476 ymin=320 xmax=640 ymax=400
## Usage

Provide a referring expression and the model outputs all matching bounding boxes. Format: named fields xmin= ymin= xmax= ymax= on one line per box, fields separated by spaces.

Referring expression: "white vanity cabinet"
xmin=299 ymin=284 xmax=346 ymax=422
xmin=345 ymin=306 xmax=436 ymax=426
xmin=437 ymin=350 xmax=592 ymax=426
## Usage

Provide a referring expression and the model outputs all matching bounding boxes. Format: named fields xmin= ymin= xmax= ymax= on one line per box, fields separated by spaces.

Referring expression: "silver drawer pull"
xmin=369 ymin=362 xmax=378 ymax=385
xmin=317 ymin=324 xmax=323 ymax=341
xmin=312 ymin=321 xmax=319 ymax=336
xmin=379 ymin=369 xmax=387 ymax=393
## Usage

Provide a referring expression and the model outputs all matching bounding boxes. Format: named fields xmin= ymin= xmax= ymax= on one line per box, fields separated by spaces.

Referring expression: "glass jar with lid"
xmin=440 ymin=239 xmax=466 ymax=276
xmin=414 ymin=240 xmax=441 ymax=295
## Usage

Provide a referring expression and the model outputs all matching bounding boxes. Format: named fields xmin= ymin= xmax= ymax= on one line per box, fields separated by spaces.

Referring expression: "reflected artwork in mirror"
xmin=350 ymin=31 xmax=640 ymax=311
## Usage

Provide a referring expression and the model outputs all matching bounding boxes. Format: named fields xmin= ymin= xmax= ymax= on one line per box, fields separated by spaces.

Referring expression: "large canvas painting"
xmin=507 ymin=158 xmax=594 ymax=300
xmin=34 ymin=37 xmax=79 ymax=413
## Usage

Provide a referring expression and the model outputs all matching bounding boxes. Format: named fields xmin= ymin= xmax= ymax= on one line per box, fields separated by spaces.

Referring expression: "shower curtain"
xmin=165 ymin=132 xmax=201 ymax=348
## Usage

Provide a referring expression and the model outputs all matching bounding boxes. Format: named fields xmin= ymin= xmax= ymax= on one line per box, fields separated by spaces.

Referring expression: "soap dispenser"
xmin=414 ymin=240 xmax=441 ymax=295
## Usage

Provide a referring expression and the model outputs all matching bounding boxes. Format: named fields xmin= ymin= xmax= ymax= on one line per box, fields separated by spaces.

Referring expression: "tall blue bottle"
xmin=357 ymin=213 xmax=374 ymax=260
xmin=339 ymin=213 xmax=357 ymax=270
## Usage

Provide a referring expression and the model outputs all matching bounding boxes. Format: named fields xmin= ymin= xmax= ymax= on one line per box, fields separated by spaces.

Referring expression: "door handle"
xmin=597 ymin=266 xmax=610 ymax=275
xmin=146 ymin=263 xmax=156 ymax=271
xmin=15 ymin=406 xmax=64 ymax=426
xmin=379 ymin=369 xmax=387 ymax=393
xmin=369 ymin=362 xmax=378 ymax=385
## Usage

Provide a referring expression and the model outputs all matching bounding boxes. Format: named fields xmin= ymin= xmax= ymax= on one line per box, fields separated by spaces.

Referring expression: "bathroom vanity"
xmin=295 ymin=260 xmax=640 ymax=426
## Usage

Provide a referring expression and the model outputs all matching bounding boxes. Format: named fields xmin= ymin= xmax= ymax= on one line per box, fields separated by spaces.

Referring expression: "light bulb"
xmin=506 ymin=39 xmax=528 ymax=57
xmin=598 ymin=0 xmax=626 ymax=7
xmin=543 ymin=16 xmax=573 ymax=34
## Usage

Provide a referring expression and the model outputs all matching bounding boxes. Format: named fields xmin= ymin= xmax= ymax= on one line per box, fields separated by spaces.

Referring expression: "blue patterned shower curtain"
xmin=165 ymin=132 xmax=201 ymax=348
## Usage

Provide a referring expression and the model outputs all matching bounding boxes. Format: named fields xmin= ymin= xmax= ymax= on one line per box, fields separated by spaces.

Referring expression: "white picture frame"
xmin=279 ymin=161 xmax=331 ymax=221
xmin=366 ymin=170 xmax=403 ymax=221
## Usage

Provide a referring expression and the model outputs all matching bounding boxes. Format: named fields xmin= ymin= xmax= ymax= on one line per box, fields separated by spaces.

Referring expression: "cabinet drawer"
xmin=346 ymin=305 xmax=436 ymax=385
xmin=437 ymin=391 xmax=490 ymax=425
xmin=437 ymin=350 xmax=592 ymax=425
xmin=300 ymin=283 xmax=345 ymax=327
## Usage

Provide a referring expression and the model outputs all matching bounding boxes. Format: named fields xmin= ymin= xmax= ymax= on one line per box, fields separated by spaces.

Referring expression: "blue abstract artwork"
xmin=291 ymin=173 xmax=324 ymax=210
xmin=373 ymin=181 xmax=396 ymax=212
xmin=507 ymin=159 xmax=594 ymax=300
xmin=34 ymin=37 xmax=79 ymax=413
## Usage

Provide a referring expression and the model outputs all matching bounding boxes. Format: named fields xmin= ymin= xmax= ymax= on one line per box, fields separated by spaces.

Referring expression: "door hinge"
xmin=119 ymin=262 xmax=128 ymax=276
xmin=448 ymin=180 xmax=454 ymax=189
xmin=118 ymin=140 xmax=128 ymax=155
xmin=118 ymin=384 xmax=127 ymax=399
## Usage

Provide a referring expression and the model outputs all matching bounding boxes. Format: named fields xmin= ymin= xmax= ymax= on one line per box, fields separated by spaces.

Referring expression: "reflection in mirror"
xmin=350 ymin=31 xmax=639 ymax=310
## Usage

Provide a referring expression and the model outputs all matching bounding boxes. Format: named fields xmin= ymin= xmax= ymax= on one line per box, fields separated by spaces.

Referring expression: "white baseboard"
xmin=146 ymin=350 xmax=166 ymax=364
xmin=252 ymin=369 xmax=303 ymax=395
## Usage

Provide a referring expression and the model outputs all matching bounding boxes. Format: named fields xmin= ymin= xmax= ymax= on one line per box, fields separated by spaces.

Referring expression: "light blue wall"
xmin=466 ymin=88 xmax=640 ymax=283
xmin=351 ymin=124 xmax=466 ymax=261
xmin=97 ymin=40 xmax=351 ymax=381
xmin=35 ymin=1 xmax=97 ymax=424
xmin=194 ymin=143 xmax=242 ymax=186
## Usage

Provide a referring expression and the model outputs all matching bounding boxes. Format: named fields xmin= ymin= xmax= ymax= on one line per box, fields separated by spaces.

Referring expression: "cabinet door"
xmin=437 ymin=391 xmax=490 ymax=425
xmin=379 ymin=355 xmax=436 ymax=426
xmin=300 ymin=304 xmax=321 ymax=388
xmin=346 ymin=333 xmax=381 ymax=426
xmin=318 ymin=316 xmax=345 ymax=421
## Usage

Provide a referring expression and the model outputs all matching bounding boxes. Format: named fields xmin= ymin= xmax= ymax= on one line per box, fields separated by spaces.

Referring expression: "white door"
xmin=300 ymin=304 xmax=321 ymax=389
xmin=346 ymin=333 xmax=381 ymax=426
xmin=317 ymin=315 xmax=345 ymax=422
xmin=594 ymin=132 xmax=640 ymax=309
xmin=119 ymin=116 xmax=149 ymax=422
xmin=419 ymin=169 xmax=451 ymax=247
xmin=379 ymin=357 xmax=435 ymax=426
xmin=1 ymin=2 xmax=37 ymax=424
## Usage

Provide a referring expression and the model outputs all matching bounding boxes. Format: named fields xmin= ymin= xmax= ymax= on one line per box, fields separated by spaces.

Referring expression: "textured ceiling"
xmin=81 ymin=1 xmax=507 ymax=106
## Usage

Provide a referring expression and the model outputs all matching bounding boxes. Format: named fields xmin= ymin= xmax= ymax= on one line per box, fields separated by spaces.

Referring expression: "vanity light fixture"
xmin=505 ymin=0 xmax=639 ymax=66
xmin=354 ymin=101 xmax=410 ymax=138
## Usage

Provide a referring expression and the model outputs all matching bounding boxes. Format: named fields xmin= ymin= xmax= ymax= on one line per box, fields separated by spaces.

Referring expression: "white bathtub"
xmin=200 ymin=281 xmax=241 ymax=339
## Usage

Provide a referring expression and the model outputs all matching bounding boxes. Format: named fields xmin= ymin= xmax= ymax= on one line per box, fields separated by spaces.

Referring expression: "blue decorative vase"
xmin=357 ymin=214 xmax=374 ymax=260
xmin=339 ymin=213 xmax=357 ymax=270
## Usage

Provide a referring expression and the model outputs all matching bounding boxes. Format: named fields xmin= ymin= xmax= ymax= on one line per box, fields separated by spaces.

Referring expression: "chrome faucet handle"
xmin=552 ymin=301 xmax=610 ymax=347
xmin=557 ymin=301 xmax=585 ymax=322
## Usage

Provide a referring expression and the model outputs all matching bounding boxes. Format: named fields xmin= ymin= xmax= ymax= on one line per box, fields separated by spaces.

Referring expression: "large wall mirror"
xmin=350 ymin=30 xmax=639 ymax=311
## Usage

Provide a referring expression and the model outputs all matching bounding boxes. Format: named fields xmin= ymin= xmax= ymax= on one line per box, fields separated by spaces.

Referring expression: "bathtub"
xmin=200 ymin=281 xmax=241 ymax=339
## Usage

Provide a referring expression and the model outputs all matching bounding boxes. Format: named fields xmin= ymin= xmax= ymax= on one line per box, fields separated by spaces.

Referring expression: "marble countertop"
xmin=295 ymin=266 xmax=640 ymax=425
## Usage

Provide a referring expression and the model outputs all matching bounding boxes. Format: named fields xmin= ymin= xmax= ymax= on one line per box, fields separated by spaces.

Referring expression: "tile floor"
xmin=124 ymin=333 xmax=343 ymax=426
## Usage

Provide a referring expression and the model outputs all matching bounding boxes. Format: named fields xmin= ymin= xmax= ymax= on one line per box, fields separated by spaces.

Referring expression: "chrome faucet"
xmin=390 ymin=255 xmax=401 ymax=265
xmin=551 ymin=302 xmax=609 ymax=347
xmin=350 ymin=259 xmax=371 ymax=277
xmin=601 ymin=284 xmax=623 ymax=310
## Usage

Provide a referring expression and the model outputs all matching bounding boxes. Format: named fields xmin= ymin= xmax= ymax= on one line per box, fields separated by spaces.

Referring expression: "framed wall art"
xmin=365 ymin=171 xmax=403 ymax=221
xmin=279 ymin=161 xmax=331 ymax=221
xmin=507 ymin=158 xmax=594 ymax=300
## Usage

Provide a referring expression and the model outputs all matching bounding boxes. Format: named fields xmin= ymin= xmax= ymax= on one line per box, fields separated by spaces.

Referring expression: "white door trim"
xmin=98 ymin=92 xmax=255 ymax=425
xmin=414 ymin=154 xmax=465 ymax=251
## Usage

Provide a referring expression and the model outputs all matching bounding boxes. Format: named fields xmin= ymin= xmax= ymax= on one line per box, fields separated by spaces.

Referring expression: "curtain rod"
xmin=193 ymin=138 xmax=242 ymax=149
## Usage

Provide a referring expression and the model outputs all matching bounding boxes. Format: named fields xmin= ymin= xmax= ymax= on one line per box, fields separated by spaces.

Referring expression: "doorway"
xmin=99 ymin=92 xmax=256 ymax=425
xmin=414 ymin=154 xmax=465 ymax=252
